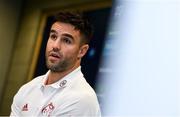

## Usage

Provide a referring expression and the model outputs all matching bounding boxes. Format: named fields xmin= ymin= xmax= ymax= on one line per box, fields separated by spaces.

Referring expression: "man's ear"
xmin=78 ymin=44 xmax=89 ymax=59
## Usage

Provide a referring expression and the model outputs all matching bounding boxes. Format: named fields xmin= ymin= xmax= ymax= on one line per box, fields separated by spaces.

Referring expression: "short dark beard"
xmin=45 ymin=54 xmax=73 ymax=73
xmin=46 ymin=60 xmax=67 ymax=73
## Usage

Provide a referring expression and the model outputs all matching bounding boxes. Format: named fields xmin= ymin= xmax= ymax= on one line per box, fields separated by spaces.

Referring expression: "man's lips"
xmin=48 ymin=52 xmax=61 ymax=60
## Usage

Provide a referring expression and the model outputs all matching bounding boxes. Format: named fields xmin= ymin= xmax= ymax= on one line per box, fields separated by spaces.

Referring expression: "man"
xmin=10 ymin=11 xmax=101 ymax=116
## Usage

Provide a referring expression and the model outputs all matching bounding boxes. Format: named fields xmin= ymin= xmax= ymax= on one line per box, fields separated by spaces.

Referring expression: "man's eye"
xmin=62 ymin=37 xmax=72 ymax=44
xmin=50 ymin=34 xmax=57 ymax=40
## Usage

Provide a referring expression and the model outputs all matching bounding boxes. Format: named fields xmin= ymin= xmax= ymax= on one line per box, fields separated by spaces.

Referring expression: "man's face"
xmin=45 ymin=22 xmax=87 ymax=72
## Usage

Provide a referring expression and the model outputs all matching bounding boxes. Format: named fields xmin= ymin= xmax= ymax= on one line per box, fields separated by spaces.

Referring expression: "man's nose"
xmin=52 ymin=39 xmax=61 ymax=51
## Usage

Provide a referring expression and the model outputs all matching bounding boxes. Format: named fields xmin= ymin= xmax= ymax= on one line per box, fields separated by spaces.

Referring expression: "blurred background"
xmin=0 ymin=0 xmax=112 ymax=115
xmin=100 ymin=0 xmax=180 ymax=116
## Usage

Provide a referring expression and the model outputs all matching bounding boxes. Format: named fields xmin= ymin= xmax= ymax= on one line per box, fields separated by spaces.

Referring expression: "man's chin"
xmin=47 ymin=64 xmax=66 ymax=72
xmin=47 ymin=63 xmax=58 ymax=71
xmin=48 ymin=66 xmax=60 ymax=72
xmin=47 ymin=60 xmax=59 ymax=67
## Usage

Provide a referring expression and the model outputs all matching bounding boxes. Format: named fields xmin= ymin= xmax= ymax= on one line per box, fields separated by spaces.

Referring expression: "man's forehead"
xmin=51 ymin=22 xmax=76 ymax=32
xmin=50 ymin=22 xmax=82 ymax=39
xmin=51 ymin=22 xmax=81 ymax=36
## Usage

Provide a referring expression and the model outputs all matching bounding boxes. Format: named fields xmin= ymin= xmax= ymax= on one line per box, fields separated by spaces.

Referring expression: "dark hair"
xmin=53 ymin=11 xmax=93 ymax=44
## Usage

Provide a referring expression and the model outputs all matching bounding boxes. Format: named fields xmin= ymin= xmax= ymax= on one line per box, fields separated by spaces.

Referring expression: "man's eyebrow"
xmin=50 ymin=29 xmax=58 ymax=34
xmin=62 ymin=33 xmax=74 ymax=40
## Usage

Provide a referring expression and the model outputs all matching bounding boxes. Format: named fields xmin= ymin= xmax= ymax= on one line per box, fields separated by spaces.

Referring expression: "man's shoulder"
xmin=19 ymin=74 xmax=45 ymax=91
xmin=71 ymin=76 xmax=96 ymax=95
xmin=13 ymin=74 xmax=46 ymax=100
xmin=64 ymin=79 xmax=98 ymax=102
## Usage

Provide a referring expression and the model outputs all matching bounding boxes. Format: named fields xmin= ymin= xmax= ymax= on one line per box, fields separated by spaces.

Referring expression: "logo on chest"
xmin=41 ymin=102 xmax=55 ymax=116
xmin=22 ymin=103 xmax=28 ymax=111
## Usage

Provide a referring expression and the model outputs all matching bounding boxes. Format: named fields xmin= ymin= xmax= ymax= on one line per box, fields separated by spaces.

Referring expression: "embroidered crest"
xmin=41 ymin=102 xmax=55 ymax=116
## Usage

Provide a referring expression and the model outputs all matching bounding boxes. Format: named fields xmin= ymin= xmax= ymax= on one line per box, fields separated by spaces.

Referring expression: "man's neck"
xmin=46 ymin=65 xmax=80 ymax=85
